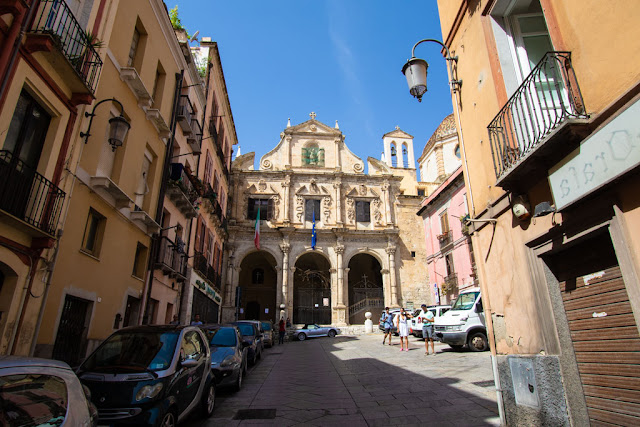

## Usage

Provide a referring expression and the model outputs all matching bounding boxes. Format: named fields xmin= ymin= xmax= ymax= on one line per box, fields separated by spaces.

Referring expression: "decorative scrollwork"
xmin=261 ymin=159 xmax=273 ymax=170
xmin=323 ymin=196 xmax=332 ymax=222
xmin=353 ymin=162 xmax=364 ymax=173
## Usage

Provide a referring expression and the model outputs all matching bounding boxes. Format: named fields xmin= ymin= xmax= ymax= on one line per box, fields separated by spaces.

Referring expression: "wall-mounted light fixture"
xmin=511 ymin=195 xmax=531 ymax=220
xmin=402 ymin=38 xmax=462 ymax=101
xmin=533 ymin=202 xmax=556 ymax=218
xmin=80 ymin=98 xmax=131 ymax=151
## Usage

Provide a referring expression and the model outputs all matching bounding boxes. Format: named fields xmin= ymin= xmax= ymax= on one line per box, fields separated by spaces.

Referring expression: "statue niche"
xmin=302 ymin=142 xmax=325 ymax=167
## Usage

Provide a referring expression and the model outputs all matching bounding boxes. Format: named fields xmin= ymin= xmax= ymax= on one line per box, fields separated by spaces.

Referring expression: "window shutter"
xmin=268 ymin=198 xmax=274 ymax=220
xmin=248 ymin=198 xmax=255 ymax=220
xmin=195 ymin=216 xmax=203 ymax=252
xmin=364 ymin=201 xmax=370 ymax=222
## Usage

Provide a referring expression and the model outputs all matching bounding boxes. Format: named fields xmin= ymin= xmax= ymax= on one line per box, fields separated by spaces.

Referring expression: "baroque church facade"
xmin=221 ymin=113 xmax=431 ymax=326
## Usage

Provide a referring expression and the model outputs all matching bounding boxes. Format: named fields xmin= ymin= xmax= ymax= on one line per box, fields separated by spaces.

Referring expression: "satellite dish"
xmin=190 ymin=30 xmax=200 ymax=42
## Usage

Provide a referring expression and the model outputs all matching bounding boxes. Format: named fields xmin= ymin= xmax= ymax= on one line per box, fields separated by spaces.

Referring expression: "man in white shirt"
xmin=421 ymin=304 xmax=436 ymax=355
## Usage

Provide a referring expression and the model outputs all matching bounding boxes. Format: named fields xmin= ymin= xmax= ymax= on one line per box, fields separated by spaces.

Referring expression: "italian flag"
xmin=254 ymin=207 xmax=261 ymax=250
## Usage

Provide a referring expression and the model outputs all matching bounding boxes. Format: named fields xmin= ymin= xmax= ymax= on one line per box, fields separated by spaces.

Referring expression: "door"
xmin=52 ymin=295 xmax=90 ymax=366
xmin=1 ymin=91 xmax=51 ymax=221
xmin=123 ymin=295 xmax=140 ymax=327
xmin=560 ymin=265 xmax=640 ymax=425
xmin=174 ymin=330 xmax=207 ymax=415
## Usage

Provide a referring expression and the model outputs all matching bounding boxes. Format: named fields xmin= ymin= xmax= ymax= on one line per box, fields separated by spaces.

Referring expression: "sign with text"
xmin=549 ymin=98 xmax=640 ymax=210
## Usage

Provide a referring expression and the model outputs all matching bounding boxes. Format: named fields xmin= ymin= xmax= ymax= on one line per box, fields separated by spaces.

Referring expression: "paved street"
xmin=189 ymin=333 xmax=500 ymax=426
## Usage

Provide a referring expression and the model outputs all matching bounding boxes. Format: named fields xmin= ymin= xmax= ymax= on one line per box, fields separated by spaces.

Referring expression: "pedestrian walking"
xmin=190 ymin=314 xmax=203 ymax=326
xmin=286 ymin=317 xmax=291 ymax=328
xmin=395 ymin=308 xmax=410 ymax=351
xmin=278 ymin=318 xmax=286 ymax=344
xmin=381 ymin=307 xmax=395 ymax=345
xmin=421 ymin=304 xmax=436 ymax=355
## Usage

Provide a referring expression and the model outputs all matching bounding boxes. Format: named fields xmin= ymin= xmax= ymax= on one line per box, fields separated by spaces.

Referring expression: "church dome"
xmin=420 ymin=114 xmax=456 ymax=158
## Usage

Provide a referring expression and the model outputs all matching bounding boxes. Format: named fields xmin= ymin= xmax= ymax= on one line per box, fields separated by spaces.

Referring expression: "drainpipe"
xmin=140 ymin=71 xmax=184 ymax=325
xmin=0 ymin=0 xmax=36 ymax=107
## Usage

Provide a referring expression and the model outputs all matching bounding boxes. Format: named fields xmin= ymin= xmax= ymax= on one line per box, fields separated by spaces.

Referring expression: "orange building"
xmin=432 ymin=0 xmax=640 ymax=424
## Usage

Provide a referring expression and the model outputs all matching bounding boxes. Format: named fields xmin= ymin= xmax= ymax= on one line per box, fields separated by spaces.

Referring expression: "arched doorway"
xmin=347 ymin=253 xmax=383 ymax=325
xmin=237 ymin=251 xmax=277 ymax=322
xmin=294 ymin=253 xmax=331 ymax=325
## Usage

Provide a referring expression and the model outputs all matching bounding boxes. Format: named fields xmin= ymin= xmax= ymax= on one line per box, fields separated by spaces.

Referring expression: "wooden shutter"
xmin=204 ymin=151 xmax=212 ymax=185
xmin=194 ymin=216 xmax=204 ymax=252
xmin=560 ymin=265 xmax=640 ymax=425
xmin=268 ymin=198 xmax=274 ymax=220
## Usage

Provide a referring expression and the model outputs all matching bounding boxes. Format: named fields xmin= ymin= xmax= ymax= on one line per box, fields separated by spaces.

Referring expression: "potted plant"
xmin=70 ymin=29 xmax=104 ymax=76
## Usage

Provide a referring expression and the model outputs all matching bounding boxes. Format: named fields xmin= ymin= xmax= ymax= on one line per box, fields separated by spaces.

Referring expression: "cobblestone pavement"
xmin=188 ymin=333 xmax=500 ymax=426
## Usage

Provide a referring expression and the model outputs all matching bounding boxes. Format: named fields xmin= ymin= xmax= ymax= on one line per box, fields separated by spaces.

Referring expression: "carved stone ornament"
xmin=353 ymin=162 xmax=364 ymax=173
xmin=386 ymin=246 xmax=397 ymax=255
xmin=346 ymin=198 xmax=355 ymax=223
xmin=372 ymin=198 xmax=383 ymax=225
xmin=323 ymin=196 xmax=331 ymax=222
xmin=282 ymin=176 xmax=291 ymax=188
xmin=358 ymin=184 xmax=367 ymax=196
xmin=272 ymin=194 xmax=280 ymax=220
xmin=280 ymin=242 xmax=291 ymax=253
xmin=295 ymin=195 xmax=304 ymax=222
xmin=261 ymin=158 xmax=273 ymax=170
xmin=334 ymin=244 xmax=345 ymax=254
xmin=258 ymin=180 xmax=267 ymax=192
xmin=241 ymin=194 xmax=249 ymax=220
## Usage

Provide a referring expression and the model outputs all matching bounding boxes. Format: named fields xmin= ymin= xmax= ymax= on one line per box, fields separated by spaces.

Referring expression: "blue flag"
xmin=311 ymin=209 xmax=317 ymax=249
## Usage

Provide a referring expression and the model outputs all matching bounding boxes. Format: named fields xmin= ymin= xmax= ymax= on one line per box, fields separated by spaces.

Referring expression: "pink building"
xmin=417 ymin=167 xmax=476 ymax=305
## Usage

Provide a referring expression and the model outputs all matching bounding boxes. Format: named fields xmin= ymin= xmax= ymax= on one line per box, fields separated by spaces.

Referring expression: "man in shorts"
xmin=421 ymin=304 xmax=436 ymax=355
xmin=381 ymin=307 xmax=395 ymax=345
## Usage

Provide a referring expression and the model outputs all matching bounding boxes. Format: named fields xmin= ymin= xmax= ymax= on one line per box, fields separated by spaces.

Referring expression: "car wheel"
xmin=158 ymin=409 xmax=177 ymax=427
xmin=200 ymin=382 xmax=216 ymax=418
xmin=235 ymin=367 xmax=243 ymax=391
xmin=468 ymin=332 xmax=488 ymax=352
xmin=297 ymin=333 xmax=307 ymax=341
xmin=328 ymin=330 xmax=336 ymax=338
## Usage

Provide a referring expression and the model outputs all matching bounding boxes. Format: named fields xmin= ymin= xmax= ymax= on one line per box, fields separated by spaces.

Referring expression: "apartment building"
xmin=435 ymin=0 xmax=640 ymax=424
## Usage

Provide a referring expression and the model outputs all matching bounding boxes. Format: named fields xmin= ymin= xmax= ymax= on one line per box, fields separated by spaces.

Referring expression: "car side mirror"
xmin=181 ymin=358 xmax=199 ymax=369
xmin=476 ymin=302 xmax=483 ymax=313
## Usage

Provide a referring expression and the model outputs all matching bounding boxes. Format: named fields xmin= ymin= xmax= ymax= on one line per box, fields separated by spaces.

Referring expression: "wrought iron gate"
xmin=294 ymin=269 xmax=331 ymax=324
xmin=349 ymin=274 xmax=383 ymax=319
xmin=52 ymin=295 xmax=90 ymax=366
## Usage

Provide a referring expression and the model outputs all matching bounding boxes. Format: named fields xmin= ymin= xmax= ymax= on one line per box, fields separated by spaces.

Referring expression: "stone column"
xmin=335 ymin=244 xmax=345 ymax=306
xmin=386 ymin=246 xmax=399 ymax=307
xmin=382 ymin=181 xmax=392 ymax=225
xmin=282 ymin=175 xmax=291 ymax=225
xmin=333 ymin=181 xmax=342 ymax=225
xmin=279 ymin=242 xmax=290 ymax=312
xmin=287 ymin=266 xmax=295 ymax=322
xmin=435 ymin=145 xmax=445 ymax=178
xmin=222 ymin=263 xmax=240 ymax=323
xmin=334 ymin=137 xmax=342 ymax=169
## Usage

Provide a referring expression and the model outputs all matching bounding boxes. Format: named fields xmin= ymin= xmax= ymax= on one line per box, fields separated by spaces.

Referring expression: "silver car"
xmin=0 ymin=356 xmax=97 ymax=426
xmin=294 ymin=324 xmax=340 ymax=341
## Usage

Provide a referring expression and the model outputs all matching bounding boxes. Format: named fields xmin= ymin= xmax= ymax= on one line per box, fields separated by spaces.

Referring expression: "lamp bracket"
xmin=80 ymin=98 xmax=126 ymax=143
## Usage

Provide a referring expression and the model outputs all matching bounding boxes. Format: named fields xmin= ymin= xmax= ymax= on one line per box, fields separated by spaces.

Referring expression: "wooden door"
xmin=560 ymin=265 xmax=640 ymax=425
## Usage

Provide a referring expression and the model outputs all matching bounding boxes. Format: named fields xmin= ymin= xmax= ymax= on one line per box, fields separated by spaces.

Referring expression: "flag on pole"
xmin=311 ymin=208 xmax=317 ymax=249
xmin=254 ymin=207 xmax=261 ymax=249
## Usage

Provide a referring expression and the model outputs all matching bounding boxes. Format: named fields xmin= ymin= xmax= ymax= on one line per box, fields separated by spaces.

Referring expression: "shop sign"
xmin=549 ymin=98 xmax=640 ymax=210
xmin=191 ymin=270 xmax=219 ymax=302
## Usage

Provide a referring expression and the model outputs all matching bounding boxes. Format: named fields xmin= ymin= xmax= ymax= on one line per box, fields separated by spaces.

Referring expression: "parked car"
xmin=235 ymin=320 xmax=265 ymax=352
xmin=294 ymin=324 xmax=340 ymax=341
xmin=231 ymin=321 xmax=262 ymax=365
xmin=260 ymin=321 xmax=275 ymax=347
xmin=77 ymin=325 xmax=215 ymax=426
xmin=200 ymin=324 xmax=247 ymax=391
xmin=435 ymin=288 xmax=488 ymax=351
xmin=0 ymin=356 xmax=98 ymax=427
xmin=410 ymin=305 xmax=452 ymax=338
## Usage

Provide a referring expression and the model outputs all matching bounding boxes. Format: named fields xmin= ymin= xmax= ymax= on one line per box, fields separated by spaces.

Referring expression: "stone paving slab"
xmin=188 ymin=334 xmax=500 ymax=426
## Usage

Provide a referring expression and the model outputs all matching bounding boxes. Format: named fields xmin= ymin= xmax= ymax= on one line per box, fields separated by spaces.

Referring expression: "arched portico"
xmin=237 ymin=250 xmax=278 ymax=322
xmin=293 ymin=252 xmax=331 ymax=324
xmin=347 ymin=253 xmax=384 ymax=325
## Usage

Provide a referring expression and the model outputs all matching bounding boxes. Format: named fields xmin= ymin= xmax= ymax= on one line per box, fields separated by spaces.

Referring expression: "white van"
xmin=409 ymin=305 xmax=451 ymax=337
xmin=434 ymin=287 xmax=488 ymax=351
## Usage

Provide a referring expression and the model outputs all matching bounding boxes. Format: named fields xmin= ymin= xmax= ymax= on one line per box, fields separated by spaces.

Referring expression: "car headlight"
xmin=220 ymin=355 xmax=235 ymax=368
xmin=135 ymin=383 xmax=163 ymax=401
xmin=452 ymin=325 xmax=463 ymax=332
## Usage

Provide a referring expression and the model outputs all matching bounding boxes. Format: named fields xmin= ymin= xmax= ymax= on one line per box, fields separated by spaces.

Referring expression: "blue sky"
xmin=172 ymin=1 xmax=454 ymax=171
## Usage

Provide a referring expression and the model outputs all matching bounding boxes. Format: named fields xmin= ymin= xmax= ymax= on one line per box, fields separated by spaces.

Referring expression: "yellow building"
xmin=0 ymin=0 xmax=105 ymax=356
xmin=31 ymin=0 xmax=190 ymax=366
xmin=433 ymin=0 xmax=640 ymax=424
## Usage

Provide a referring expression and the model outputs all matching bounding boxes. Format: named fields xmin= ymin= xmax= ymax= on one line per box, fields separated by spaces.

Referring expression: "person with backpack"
xmin=381 ymin=307 xmax=395 ymax=345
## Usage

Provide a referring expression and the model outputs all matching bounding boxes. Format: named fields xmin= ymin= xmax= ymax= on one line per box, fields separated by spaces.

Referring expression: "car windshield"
xmin=81 ymin=330 xmax=179 ymax=372
xmin=451 ymin=292 xmax=480 ymax=311
xmin=235 ymin=324 xmax=255 ymax=336
xmin=207 ymin=328 xmax=237 ymax=347
xmin=261 ymin=322 xmax=272 ymax=331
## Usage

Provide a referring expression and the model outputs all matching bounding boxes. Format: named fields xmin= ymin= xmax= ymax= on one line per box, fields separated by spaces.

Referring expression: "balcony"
xmin=130 ymin=205 xmax=160 ymax=234
xmin=488 ymin=52 xmax=590 ymax=192
xmin=208 ymin=117 xmax=229 ymax=178
xmin=193 ymin=250 xmax=220 ymax=290
xmin=441 ymin=273 xmax=458 ymax=295
xmin=119 ymin=67 xmax=152 ymax=107
xmin=187 ymin=118 xmax=203 ymax=155
xmin=437 ymin=230 xmax=452 ymax=249
xmin=26 ymin=0 xmax=103 ymax=94
xmin=166 ymin=163 xmax=198 ymax=218
xmin=0 ymin=150 xmax=65 ymax=237
xmin=155 ymin=236 xmax=187 ymax=281
xmin=177 ymin=95 xmax=194 ymax=134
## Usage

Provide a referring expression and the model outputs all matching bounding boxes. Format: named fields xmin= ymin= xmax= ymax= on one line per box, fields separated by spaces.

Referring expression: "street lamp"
xmin=401 ymin=38 xmax=462 ymax=101
xmin=80 ymin=98 xmax=131 ymax=151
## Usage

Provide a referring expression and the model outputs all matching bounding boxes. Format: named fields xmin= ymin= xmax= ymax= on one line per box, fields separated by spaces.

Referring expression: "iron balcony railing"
xmin=168 ymin=163 xmax=198 ymax=204
xmin=177 ymin=95 xmax=194 ymax=133
xmin=488 ymin=52 xmax=588 ymax=180
xmin=437 ymin=230 xmax=452 ymax=248
xmin=193 ymin=250 xmax=219 ymax=289
xmin=189 ymin=117 xmax=203 ymax=148
xmin=30 ymin=0 xmax=103 ymax=92
xmin=156 ymin=236 xmax=187 ymax=279
xmin=0 ymin=151 xmax=65 ymax=236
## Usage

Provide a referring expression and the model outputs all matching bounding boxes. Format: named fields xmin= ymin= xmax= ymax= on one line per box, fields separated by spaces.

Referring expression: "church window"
xmin=248 ymin=198 xmax=273 ymax=220
xmin=305 ymin=199 xmax=320 ymax=221
xmin=356 ymin=201 xmax=370 ymax=222
xmin=302 ymin=143 xmax=325 ymax=166
xmin=252 ymin=268 xmax=264 ymax=284
xmin=417 ymin=189 xmax=425 ymax=196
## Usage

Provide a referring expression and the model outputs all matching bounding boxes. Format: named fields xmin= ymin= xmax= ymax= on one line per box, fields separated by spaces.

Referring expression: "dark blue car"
xmin=231 ymin=322 xmax=262 ymax=365
xmin=77 ymin=325 xmax=214 ymax=426
xmin=200 ymin=324 xmax=247 ymax=391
